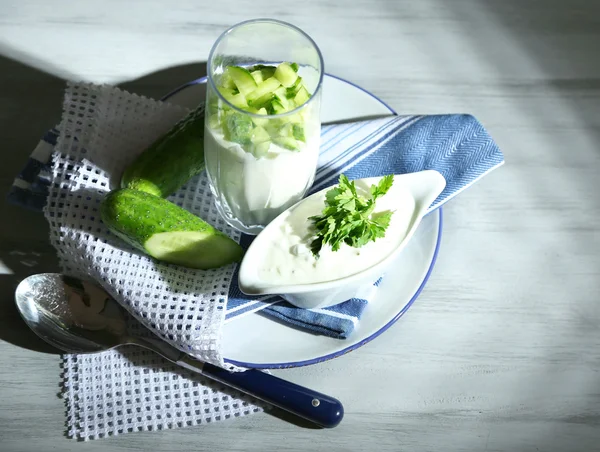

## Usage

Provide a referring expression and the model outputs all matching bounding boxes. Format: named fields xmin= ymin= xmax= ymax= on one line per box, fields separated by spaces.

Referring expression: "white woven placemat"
xmin=48 ymin=82 xmax=261 ymax=439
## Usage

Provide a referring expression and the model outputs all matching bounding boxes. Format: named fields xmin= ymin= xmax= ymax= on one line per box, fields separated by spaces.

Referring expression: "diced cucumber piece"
xmin=274 ymin=87 xmax=291 ymax=110
xmin=291 ymin=62 xmax=299 ymax=72
xmin=250 ymin=126 xmax=271 ymax=158
xmin=224 ymin=113 xmax=253 ymax=145
xmin=274 ymin=62 xmax=298 ymax=87
xmin=249 ymin=64 xmax=276 ymax=80
xmin=274 ymin=86 xmax=287 ymax=99
xmin=251 ymin=141 xmax=271 ymax=158
xmin=208 ymin=115 xmax=220 ymax=129
xmin=219 ymin=72 xmax=236 ymax=90
xmin=248 ymin=92 xmax=274 ymax=109
xmin=252 ymin=125 xmax=271 ymax=143
xmin=219 ymin=87 xmax=248 ymax=109
xmin=292 ymin=124 xmax=306 ymax=142
xmin=286 ymin=77 xmax=303 ymax=99
xmin=251 ymin=108 xmax=269 ymax=127
xmin=270 ymin=98 xmax=287 ymax=115
xmin=250 ymin=70 xmax=264 ymax=84
xmin=274 ymin=136 xmax=300 ymax=151
xmin=287 ymin=112 xmax=304 ymax=124
xmin=246 ymin=78 xmax=281 ymax=103
xmin=279 ymin=123 xmax=293 ymax=137
xmin=294 ymin=86 xmax=310 ymax=106
xmin=227 ymin=66 xmax=257 ymax=96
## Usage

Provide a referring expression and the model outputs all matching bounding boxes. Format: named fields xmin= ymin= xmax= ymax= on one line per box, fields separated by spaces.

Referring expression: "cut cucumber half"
xmin=274 ymin=62 xmax=298 ymax=87
xmin=227 ymin=66 xmax=257 ymax=96
xmin=101 ymin=189 xmax=243 ymax=269
xmin=145 ymin=231 xmax=243 ymax=269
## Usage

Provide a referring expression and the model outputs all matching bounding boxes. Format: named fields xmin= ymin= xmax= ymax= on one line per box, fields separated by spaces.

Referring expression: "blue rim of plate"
xmin=162 ymin=74 xmax=443 ymax=369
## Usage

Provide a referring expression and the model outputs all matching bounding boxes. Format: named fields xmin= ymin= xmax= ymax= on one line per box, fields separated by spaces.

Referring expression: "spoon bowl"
xmin=15 ymin=273 xmax=124 ymax=354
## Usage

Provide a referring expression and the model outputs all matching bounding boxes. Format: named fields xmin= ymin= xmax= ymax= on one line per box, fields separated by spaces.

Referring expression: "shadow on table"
xmin=0 ymin=44 xmax=209 ymax=354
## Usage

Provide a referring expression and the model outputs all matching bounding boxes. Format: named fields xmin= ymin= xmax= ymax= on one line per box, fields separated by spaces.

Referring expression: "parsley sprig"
xmin=309 ymin=174 xmax=394 ymax=257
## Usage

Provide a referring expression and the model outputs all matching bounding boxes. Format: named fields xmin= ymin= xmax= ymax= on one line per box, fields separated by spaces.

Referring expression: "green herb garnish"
xmin=309 ymin=174 xmax=394 ymax=257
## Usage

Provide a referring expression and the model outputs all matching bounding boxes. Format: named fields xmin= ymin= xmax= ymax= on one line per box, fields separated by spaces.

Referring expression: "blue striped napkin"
xmin=8 ymin=114 xmax=503 ymax=339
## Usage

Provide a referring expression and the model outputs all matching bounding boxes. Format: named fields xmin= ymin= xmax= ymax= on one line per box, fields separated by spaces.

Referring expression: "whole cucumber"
xmin=100 ymin=188 xmax=243 ymax=269
xmin=121 ymin=104 xmax=205 ymax=197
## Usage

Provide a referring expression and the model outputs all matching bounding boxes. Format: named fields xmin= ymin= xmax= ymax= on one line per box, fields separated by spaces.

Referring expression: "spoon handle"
xmin=130 ymin=336 xmax=343 ymax=428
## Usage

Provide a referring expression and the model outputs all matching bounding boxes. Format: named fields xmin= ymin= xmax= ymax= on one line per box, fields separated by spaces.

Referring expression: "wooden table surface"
xmin=1 ymin=1 xmax=599 ymax=451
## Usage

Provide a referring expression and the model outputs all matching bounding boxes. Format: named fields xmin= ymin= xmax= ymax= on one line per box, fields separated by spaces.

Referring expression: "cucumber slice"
xmin=294 ymin=86 xmax=310 ymax=106
xmin=274 ymin=62 xmax=298 ymax=87
xmin=292 ymin=124 xmax=306 ymax=142
xmin=246 ymin=78 xmax=281 ymax=104
xmin=250 ymin=70 xmax=264 ymax=84
xmin=291 ymin=62 xmax=299 ymax=72
xmin=274 ymin=136 xmax=300 ymax=151
xmin=101 ymin=188 xmax=243 ymax=269
xmin=227 ymin=66 xmax=257 ymax=96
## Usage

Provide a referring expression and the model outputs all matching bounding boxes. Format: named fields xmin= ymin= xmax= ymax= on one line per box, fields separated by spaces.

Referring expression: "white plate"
xmin=164 ymin=74 xmax=442 ymax=369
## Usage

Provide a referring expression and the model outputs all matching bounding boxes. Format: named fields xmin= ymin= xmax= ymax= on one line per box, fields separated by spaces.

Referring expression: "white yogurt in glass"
xmin=204 ymin=127 xmax=320 ymax=232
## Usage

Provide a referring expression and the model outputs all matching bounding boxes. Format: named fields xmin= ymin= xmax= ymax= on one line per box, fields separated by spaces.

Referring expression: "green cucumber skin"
xmin=121 ymin=105 xmax=205 ymax=198
xmin=100 ymin=188 xmax=242 ymax=263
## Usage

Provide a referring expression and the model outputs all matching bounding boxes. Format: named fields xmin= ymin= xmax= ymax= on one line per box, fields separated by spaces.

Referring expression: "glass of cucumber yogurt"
xmin=205 ymin=19 xmax=324 ymax=234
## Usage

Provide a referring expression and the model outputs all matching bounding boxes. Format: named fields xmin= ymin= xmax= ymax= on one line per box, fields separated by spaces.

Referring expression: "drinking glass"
xmin=204 ymin=19 xmax=324 ymax=235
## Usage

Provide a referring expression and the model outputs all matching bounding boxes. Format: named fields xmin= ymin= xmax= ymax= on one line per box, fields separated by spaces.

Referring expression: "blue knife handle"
xmin=131 ymin=336 xmax=344 ymax=428
xmin=202 ymin=363 xmax=344 ymax=428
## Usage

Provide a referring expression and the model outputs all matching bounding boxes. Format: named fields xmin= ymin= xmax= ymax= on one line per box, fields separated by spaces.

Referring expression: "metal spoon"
xmin=15 ymin=273 xmax=343 ymax=428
